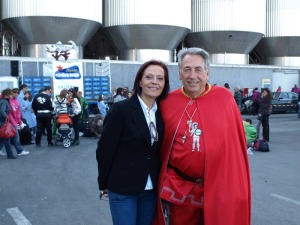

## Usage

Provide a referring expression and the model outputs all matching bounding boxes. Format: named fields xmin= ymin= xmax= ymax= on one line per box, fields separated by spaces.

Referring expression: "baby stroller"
xmin=55 ymin=112 xmax=73 ymax=148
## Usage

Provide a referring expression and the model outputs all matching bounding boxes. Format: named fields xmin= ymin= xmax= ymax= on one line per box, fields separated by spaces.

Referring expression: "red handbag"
xmin=0 ymin=117 xmax=17 ymax=139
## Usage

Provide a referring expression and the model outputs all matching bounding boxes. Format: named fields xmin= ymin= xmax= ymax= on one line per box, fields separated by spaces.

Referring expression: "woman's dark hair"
xmin=132 ymin=60 xmax=170 ymax=102
xmin=262 ymin=88 xmax=272 ymax=100
xmin=1 ymin=88 xmax=13 ymax=98
xmin=24 ymin=91 xmax=33 ymax=102
xmin=224 ymin=83 xmax=230 ymax=89
xmin=114 ymin=88 xmax=123 ymax=98
xmin=12 ymin=88 xmax=19 ymax=94
xmin=68 ymin=88 xmax=79 ymax=101
xmin=98 ymin=95 xmax=104 ymax=102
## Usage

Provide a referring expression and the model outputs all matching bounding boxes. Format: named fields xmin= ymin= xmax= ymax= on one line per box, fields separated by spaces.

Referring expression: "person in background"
xmin=77 ymin=91 xmax=89 ymax=120
xmin=87 ymin=114 xmax=104 ymax=138
xmin=32 ymin=86 xmax=54 ymax=147
xmin=127 ymin=91 xmax=133 ymax=99
xmin=96 ymin=60 xmax=170 ymax=225
xmin=0 ymin=88 xmax=17 ymax=159
xmin=234 ymin=85 xmax=242 ymax=112
xmin=53 ymin=89 xmax=68 ymax=115
xmin=67 ymin=88 xmax=81 ymax=145
xmin=97 ymin=95 xmax=107 ymax=118
xmin=298 ymin=93 xmax=300 ymax=118
xmin=153 ymin=47 xmax=250 ymax=225
xmin=17 ymin=84 xmax=28 ymax=106
xmin=251 ymin=87 xmax=261 ymax=115
xmin=113 ymin=87 xmax=126 ymax=103
xmin=276 ymin=86 xmax=282 ymax=92
xmin=122 ymin=87 xmax=129 ymax=99
xmin=21 ymin=91 xmax=36 ymax=137
xmin=243 ymin=118 xmax=257 ymax=155
xmin=291 ymin=84 xmax=300 ymax=94
xmin=9 ymin=88 xmax=30 ymax=156
xmin=256 ymin=88 xmax=272 ymax=142
xmin=224 ymin=82 xmax=232 ymax=94
xmin=243 ymin=118 xmax=257 ymax=146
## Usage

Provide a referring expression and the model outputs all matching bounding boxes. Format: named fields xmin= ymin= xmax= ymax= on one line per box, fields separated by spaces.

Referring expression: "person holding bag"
xmin=0 ymin=88 xmax=17 ymax=159
xmin=9 ymin=88 xmax=30 ymax=156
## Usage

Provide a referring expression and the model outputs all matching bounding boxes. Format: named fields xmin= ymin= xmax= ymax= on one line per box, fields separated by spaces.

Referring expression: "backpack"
xmin=253 ymin=139 xmax=270 ymax=152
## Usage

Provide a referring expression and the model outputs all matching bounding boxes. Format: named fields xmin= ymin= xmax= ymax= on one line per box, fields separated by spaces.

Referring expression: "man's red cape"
xmin=153 ymin=85 xmax=251 ymax=225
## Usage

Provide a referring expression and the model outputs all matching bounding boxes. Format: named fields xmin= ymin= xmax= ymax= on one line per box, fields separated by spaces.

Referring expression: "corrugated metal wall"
xmin=266 ymin=0 xmax=300 ymax=37
xmin=1 ymin=0 xmax=102 ymax=22
xmin=104 ymin=0 xmax=191 ymax=28
xmin=192 ymin=0 xmax=265 ymax=33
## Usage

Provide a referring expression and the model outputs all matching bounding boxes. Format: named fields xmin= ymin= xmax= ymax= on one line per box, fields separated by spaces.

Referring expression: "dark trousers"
xmin=0 ymin=138 xmax=15 ymax=158
xmin=252 ymin=101 xmax=259 ymax=115
xmin=261 ymin=114 xmax=270 ymax=142
xmin=36 ymin=116 xmax=53 ymax=145
xmin=71 ymin=115 xmax=80 ymax=141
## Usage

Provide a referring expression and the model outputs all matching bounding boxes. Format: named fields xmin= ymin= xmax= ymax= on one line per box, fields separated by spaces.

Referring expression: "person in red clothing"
xmin=8 ymin=88 xmax=29 ymax=156
xmin=276 ymin=86 xmax=282 ymax=92
xmin=152 ymin=47 xmax=251 ymax=225
xmin=291 ymin=84 xmax=300 ymax=94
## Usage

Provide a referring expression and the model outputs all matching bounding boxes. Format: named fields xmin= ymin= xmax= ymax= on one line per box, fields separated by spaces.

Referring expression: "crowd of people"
xmin=0 ymin=84 xmax=108 ymax=159
xmin=0 ymin=87 xmax=30 ymax=159
xmin=223 ymin=82 xmax=300 ymax=143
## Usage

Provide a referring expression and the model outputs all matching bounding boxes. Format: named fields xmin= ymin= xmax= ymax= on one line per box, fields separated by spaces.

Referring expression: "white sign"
xmin=52 ymin=61 xmax=84 ymax=97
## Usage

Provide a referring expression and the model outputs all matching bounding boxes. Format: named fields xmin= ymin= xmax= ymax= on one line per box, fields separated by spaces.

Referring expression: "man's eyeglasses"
xmin=13 ymin=91 xmax=19 ymax=94
xmin=149 ymin=121 xmax=158 ymax=142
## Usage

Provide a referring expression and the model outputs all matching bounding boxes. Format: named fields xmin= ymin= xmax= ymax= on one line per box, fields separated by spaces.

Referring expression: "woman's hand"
xmin=100 ymin=189 xmax=108 ymax=199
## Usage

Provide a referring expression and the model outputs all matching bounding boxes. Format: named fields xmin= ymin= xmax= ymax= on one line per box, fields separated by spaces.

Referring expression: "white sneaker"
xmin=247 ymin=147 xmax=254 ymax=155
xmin=18 ymin=150 xmax=30 ymax=156
xmin=0 ymin=150 xmax=6 ymax=156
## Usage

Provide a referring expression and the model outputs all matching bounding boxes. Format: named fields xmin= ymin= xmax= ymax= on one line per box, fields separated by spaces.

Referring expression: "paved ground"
xmin=0 ymin=113 xmax=299 ymax=225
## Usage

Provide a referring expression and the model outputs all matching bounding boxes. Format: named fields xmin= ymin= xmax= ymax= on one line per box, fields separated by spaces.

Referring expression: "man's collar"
xmin=180 ymin=83 xmax=212 ymax=99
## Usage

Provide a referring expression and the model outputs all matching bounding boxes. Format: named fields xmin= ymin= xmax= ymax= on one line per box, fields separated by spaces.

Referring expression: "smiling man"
xmin=153 ymin=47 xmax=251 ymax=225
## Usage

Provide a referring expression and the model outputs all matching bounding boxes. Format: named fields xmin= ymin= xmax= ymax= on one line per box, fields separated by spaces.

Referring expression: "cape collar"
xmin=180 ymin=83 xmax=212 ymax=99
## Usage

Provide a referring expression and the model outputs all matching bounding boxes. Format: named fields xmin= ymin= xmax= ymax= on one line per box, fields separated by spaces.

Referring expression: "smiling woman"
xmin=96 ymin=59 xmax=170 ymax=225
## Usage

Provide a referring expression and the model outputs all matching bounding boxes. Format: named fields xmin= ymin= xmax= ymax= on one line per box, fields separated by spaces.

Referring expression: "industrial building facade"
xmin=0 ymin=0 xmax=299 ymax=96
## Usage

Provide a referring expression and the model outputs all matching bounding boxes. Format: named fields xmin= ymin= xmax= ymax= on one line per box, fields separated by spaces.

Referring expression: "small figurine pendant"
xmin=182 ymin=135 xmax=186 ymax=143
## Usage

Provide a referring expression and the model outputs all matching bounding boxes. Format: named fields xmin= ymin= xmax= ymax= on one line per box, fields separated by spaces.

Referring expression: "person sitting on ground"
xmin=84 ymin=114 xmax=104 ymax=138
xmin=90 ymin=114 xmax=104 ymax=137
xmin=243 ymin=119 xmax=257 ymax=147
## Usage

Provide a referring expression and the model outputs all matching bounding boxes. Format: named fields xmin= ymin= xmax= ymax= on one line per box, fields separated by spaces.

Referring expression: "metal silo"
xmin=103 ymin=0 xmax=191 ymax=62
xmin=1 ymin=0 xmax=102 ymax=59
xmin=254 ymin=0 xmax=300 ymax=66
xmin=185 ymin=0 xmax=266 ymax=65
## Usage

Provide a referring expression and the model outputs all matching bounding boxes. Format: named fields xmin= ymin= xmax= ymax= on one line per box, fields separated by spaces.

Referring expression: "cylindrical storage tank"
xmin=103 ymin=0 xmax=191 ymax=62
xmin=254 ymin=0 xmax=300 ymax=66
xmin=185 ymin=0 xmax=266 ymax=65
xmin=1 ymin=0 xmax=102 ymax=59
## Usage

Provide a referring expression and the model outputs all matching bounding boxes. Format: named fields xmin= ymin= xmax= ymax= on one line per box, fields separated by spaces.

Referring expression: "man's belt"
xmin=168 ymin=163 xmax=203 ymax=185
xmin=37 ymin=110 xmax=51 ymax=113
